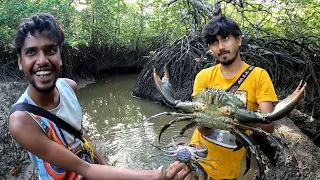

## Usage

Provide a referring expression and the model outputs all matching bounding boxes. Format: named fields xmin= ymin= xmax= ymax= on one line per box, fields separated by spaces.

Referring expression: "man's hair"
xmin=201 ymin=15 xmax=242 ymax=45
xmin=13 ymin=13 xmax=65 ymax=55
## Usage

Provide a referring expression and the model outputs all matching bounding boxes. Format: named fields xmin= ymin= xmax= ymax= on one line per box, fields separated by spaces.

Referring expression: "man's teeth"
xmin=35 ymin=71 xmax=51 ymax=76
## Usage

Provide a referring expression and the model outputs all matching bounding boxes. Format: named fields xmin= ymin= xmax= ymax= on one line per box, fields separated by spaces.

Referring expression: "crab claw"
xmin=153 ymin=66 xmax=200 ymax=113
xmin=234 ymin=81 xmax=307 ymax=123
xmin=265 ymin=81 xmax=307 ymax=121
xmin=153 ymin=67 xmax=176 ymax=106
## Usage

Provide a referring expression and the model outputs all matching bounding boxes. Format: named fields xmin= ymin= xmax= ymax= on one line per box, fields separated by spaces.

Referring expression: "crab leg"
xmin=191 ymin=153 xmax=216 ymax=162
xmin=267 ymin=135 xmax=288 ymax=164
xmin=233 ymin=129 xmax=265 ymax=180
xmin=162 ymin=137 xmax=180 ymax=154
xmin=196 ymin=159 xmax=217 ymax=171
xmin=239 ymin=124 xmax=288 ymax=164
xmin=231 ymin=129 xmax=251 ymax=175
xmin=159 ymin=116 xmax=193 ymax=142
xmin=171 ymin=135 xmax=179 ymax=149
xmin=232 ymin=128 xmax=249 ymax=152
xmin=143 ymin=112 xmax=192 ymax=123
xmin=189 ymin=141 xmax=217 ymax=162
xmin=193 ymin=141 xmax=209 ymax=154
xmin=190 ymin=163 xmax=206 ymax=177
xmin=244 ymin=147 xmax=252 ymax=176
xmin=179 ymin=122 xmax=197 ymax=136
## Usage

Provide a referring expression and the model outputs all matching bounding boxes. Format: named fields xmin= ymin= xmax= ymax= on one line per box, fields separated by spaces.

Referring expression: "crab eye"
xmin=194 ymin=103 xmax=204 ymax=111
xmin=193 ymin=104 xmax=198 ymax=110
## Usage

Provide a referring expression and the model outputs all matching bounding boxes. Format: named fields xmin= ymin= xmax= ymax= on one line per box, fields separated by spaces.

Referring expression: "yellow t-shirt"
xmin=190 ymin=62 xmax=278 ymax=179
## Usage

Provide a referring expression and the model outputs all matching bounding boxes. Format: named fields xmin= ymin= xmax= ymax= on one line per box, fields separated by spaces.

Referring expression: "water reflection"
xmin=78 ymin=74 xmax=256 ymax=179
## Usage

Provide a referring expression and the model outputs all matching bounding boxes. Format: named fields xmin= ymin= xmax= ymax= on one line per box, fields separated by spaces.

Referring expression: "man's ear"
xmin=237 ymin=35 xmax=242 ymax=46
xmin=58 ymin=49 xmax=62 ymax=66
xmin=59 ymin=57 xmax=62 ymax=66
xmin=207 ymin=44 xmax=214 ymax=55
xmin=17 ymin=55 xmax=22 ymax=71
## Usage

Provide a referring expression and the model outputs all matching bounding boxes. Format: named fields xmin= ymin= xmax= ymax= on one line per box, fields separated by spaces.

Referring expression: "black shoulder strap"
xmin=11 ymin=103 xmax=84 ymax=142
xmin=226 ymin=65 xmax=255 ymax=93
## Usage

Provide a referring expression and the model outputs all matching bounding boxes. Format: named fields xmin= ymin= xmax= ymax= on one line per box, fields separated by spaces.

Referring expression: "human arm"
xmin=250 ymin=101 xmax=275 ymax=133
xmin=9 ymin=112 xmax=189 ymax=180
xmin=250 ymin=70 xmax=278 ymax=133
xmin=63 ymin=78 xmax=108 ymax=165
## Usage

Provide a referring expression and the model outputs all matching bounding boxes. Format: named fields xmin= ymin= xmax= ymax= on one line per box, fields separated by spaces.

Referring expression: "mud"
xmin=0 ymin=81 xmax=31 ymax=180
xmin=0 ymin=81 xmax=319 ymax=180
xmin=252 ymin=115 xmax=320 ymax=180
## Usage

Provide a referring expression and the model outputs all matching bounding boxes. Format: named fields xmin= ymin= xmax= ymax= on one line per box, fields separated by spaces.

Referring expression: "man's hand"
xmin=197 ymin=125 xmax=213 ymax=136
xmin=153 ymin=161 xmax=191 ymax=180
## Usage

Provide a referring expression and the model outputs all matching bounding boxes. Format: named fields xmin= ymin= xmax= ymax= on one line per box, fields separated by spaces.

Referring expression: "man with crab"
xmin=189 ymin=15 xmax=306 ymax=180
xmin=148 ymin=15 xmax=306 ymax=180
xmin=189 ymin=15 xmax=278 ymax=180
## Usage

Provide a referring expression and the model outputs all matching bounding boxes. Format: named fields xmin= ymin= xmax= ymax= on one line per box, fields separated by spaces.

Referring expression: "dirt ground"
xmin=253 ymin=115 xmax=320 ymax=180
xmin=0 ymin=81 xmax=319 ymax=180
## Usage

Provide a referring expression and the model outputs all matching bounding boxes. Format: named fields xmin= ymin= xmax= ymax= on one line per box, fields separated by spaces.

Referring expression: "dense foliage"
xmin=0 ymin=0 xmax=319 ymax=118
xmin=0 ymin=0 xmax=317 ymax=49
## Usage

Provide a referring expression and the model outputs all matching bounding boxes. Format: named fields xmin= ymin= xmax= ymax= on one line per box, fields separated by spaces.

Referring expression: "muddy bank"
xmin=273 ymin=116 xmax=320 ymax=179
xmin=76 ymin=78 xmax=96 ymax=89
xmin=0 ymin=81 xmax=29 ymax=180
xmin=0 ymin=44 xmax=147 ymax=82
xmin=252 ymin=114 xmax=320 ymax=180
xmin=1 ymin=81 xmax=319 ymax=180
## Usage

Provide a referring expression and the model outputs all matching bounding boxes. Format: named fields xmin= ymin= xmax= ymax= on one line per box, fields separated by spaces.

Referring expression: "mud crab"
xmin=163 ymin=135 xmax=216 ymax=177
xmin=145 ymin=66 xmax=307 ymax=179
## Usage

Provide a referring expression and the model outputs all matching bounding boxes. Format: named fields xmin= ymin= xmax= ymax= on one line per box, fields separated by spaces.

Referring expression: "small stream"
xmin=78 ymin=74 xmax=256 ymax=179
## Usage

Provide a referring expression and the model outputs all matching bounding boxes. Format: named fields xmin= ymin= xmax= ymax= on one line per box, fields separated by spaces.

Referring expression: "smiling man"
xmin=9 ymin=13 xmax=190 ymax=180
xmin=20 ymin=32 xmax=60 ymax=93
xmin=189 ymin=15 xmax=278 ymax=180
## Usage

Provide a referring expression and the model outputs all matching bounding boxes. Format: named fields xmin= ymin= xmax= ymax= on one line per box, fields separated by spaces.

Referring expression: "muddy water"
xmin=78 ymin=74 xmax=257 ymax=179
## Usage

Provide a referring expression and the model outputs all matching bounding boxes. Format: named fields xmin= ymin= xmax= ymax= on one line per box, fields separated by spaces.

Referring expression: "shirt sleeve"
xmin=192 ymin=70 xmax=208 ymax=97
xmin=190 ymin=128 xmax=201 ymax=146
xmin=256 ymin=70 xmax=278 ymax=104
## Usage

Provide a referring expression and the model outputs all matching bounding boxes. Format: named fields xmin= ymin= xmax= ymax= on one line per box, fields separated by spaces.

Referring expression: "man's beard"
xmin=217 ymin=50 xmax=238 ymax=65
xmin=29 ymin=79 xmax=57 ymax=93
xmin=27 ymin=69 xmax=60 ymax=94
